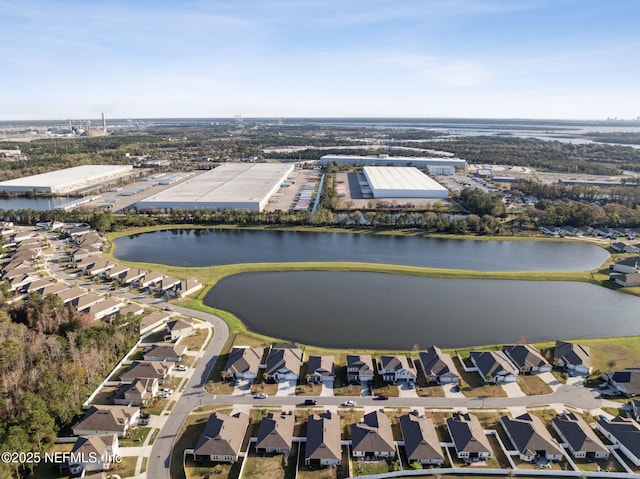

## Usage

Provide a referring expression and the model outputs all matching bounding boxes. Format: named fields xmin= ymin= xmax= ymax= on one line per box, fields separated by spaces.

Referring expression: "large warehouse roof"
xmin=136 ymin=162 xmax=294 ymax=212
xmin=320 ymin=154 xmax=467 ymax=169
xmin=363 ymin=166 xmax=449 ymax=198
xmin=0 ymin=165 xmax=133 ymax=194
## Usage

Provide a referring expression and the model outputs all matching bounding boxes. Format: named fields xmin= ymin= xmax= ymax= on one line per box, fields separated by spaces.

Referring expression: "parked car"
xmin=140 ymin=413 xmax=150 ymax=420
xmin=304 ymin=399 xmax=317 ymax=405
xmin=343 ymin=400 xmax=356 ymax=407
xmin=164 ymin=305 xmax=174 ymax=311
xmin=254 ymin=393 xmax=268 ymax=399
xmin=376 ymin=394 xmax=389 ymax=400
xmin=175 ymin=365 xmax=187 ymax=371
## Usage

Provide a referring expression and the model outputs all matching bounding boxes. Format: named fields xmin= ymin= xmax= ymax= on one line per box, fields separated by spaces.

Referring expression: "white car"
xmin=175 ymin=365 xmax=187 ymax=371
xmin=343 ymin=400 xmax=356 ymax=407
xmin=254 ymin=393 xmax=268 ymax=399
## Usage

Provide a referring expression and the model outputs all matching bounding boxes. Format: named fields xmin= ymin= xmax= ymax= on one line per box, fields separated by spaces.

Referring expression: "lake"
xmin=205 ymin=272 xmax=640 ymax=349
xmin=113 ymin=229 xmax=609 ymax=271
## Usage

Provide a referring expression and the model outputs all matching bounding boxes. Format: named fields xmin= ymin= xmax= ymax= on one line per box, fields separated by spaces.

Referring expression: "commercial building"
xmin=0 ymin=165 xmax=133 ymax=194
xmin=320 ymin=154 xmax=467 ymax=170
xmin=136 ymin=162 xmax=294 ymax=212
xmin=363 ymin=166 xmax=448 ymax=198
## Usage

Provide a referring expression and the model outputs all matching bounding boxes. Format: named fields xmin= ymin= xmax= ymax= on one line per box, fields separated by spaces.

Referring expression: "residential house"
xmin=552 ymin=412 xmax=609 ymax=460
xmin=193 ymin=412 xmax=250 ymax=463
xmin=121 ymin=268 xmax=148 ymax=285
xmin=71 ymin=405 xmax=139 ymax=438
xmin=84 ymin=259 xmax=115 ymax=277
xmin=502 ymin=344 xmax=551 ymax=374
xmin=470 ymin=351 xmax=518 ymax=383
xmin=612 ymin=242 xmax=640 ymax=254
xmin=596 ymin=417 xmax=640 ymax=466
xmin=26 ymin=278 xmax=53 ymax=294
xmin=140 ymin=272 xmax=165 ymax=288
xmin=158 ymin=275 xmax=180 ymax=292
xmin=120 ymin=361 xmax=172 ymax=384
xmin=165 ymin=318 xmax=193 ymax=341
xmin=446 ymin=413 xmax=493 ymax=463
xmin=72 ymin=246 xmax=101 ymax=263
xmin=379 ymin=355 xmax=417 ymax=385
xmin=143 ymin=343 xmax=187 ymax=362
xmin=500 ymin=413 xmax=563 ymax=463
xmin=307 ymin=355 xmax=335 ymax=384
xmin=633 ymin=399 xmax=640 ymax=422
xmin=265 ymin=347 xmax=302 ymax=382
xmin=399 ymin=414 xmax=444 ymax=465
xmin=346 ymin=354 xmax=375 ymax=384
xmin=351 ymin=410 xmax=396 ymax=459
xmin=41 ymin=282 xmax=68 ymax=296
xmin=603 ymin=368 xmax=640 ymax=396
xmin=305 ymin=412 xmax=342 ymax=466
xmin=139 ymin=310 xmax=171 ymax=335
xmin=114 ymin=378 xmax=158 ymax=407
xmin=2 ymin=258 xmax=33 ymax=274
xmin=179 ymin=278 xmax=203 ymax=298
xmin=554 ymin=341 xmax=591 ymax=374
xmin=418 ymin=346 xmax=459 ymax=385
xmin=74 ymin=291 xmax=105 ymax=313
xmin=8 ymin=272 xmax=39 ymax=291
xmin=56 ymin=286 xmax=88 ymax=305
xmin=60 ymin=434 xmax=119 ymax=476
xmin=88 ymin=297 xmax=124 ymax=321
xmin=223 ymin=347 xmax=263 ymax=382
xmin=106 ymin=264 xmax=131 ymax=280
xmin=118 ymin=303 xmax=145 ymax=318
xmin=614 ymin=273 xmax=640 ymax=287
xmin=611 ymin=257 xmax=639 ymax=274
xmin=255 ymin=412 xmax=295 ymax=454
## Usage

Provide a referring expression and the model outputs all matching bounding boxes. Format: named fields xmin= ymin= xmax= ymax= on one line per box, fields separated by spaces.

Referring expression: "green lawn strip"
xmin=147 ymin=428 xmax=160 ymax=446
xmin=242 ymin=445 xmax=297 ymax=479
xmin=351 ymin=458 xmax=399 ymax=476
xmin=140 ymin=457 xmax=148 ymax=474
xmin=119 ymin=426 xmax=152 ymax=447
xmin=517 ymin=374 xmax=553 ymax=396
xmin=110 ymin=456 xmax=138 ymax=478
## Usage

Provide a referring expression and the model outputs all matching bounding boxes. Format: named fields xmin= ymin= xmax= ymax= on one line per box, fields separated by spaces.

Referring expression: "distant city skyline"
xmin=1 ymin=0 xmax=639 ymax=121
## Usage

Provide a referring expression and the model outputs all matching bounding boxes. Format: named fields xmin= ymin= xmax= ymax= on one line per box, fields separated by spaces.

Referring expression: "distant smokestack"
xmin=68 ymin=119 xmax=72 ymax=134
xmin=102 ymin=112 xmax=107 ymax=132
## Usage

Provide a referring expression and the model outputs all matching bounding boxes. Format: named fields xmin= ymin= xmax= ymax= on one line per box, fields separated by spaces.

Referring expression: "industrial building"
xmin=136 ymin=162 xmax=294 ymax=212
xmin=363 ymin=166 xmax=449 ymax=198
xmin=0 ymin=165 xmax=133 ymax=194
xmin=320 ymin=154 xmax=468 ymax=170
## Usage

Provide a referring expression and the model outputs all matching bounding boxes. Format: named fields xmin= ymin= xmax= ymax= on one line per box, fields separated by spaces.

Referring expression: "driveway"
xmin=538 ymin=372 xmax=563 ymax=392
xmin=320 ymin=381 xmax=334 ymax=397
xmin=232 ymin=380 xmax=252 ymax=396
xmin=276 ymin=379 xmax=297 ymax=397
xmin=397 ymin=383 xmax=418 ymax=398
xmin=501 ymin=381 xmax=526 ymax=398
xmin=443 ymin=383 xmax=465 ymax=398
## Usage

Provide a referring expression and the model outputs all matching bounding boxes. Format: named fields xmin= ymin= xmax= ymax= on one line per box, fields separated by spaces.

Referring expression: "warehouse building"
xmin=363 ymin=166 xmax=449 ymax=198
xmin=320 ymin=154 xmax=467 ymax=170
xmin=0 ymin=165 xmax=132 ymax=195
xmin=0 ymin=165 xmax=133 ymax=194
xmin=136 ymin=162 xmax=294 ymax=212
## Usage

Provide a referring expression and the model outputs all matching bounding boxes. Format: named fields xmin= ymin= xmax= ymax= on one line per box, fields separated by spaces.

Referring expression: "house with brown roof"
xmin=615 ymin=272 xmax=640 ymax=287
xmin=500 ymin=413 xmax=563 ymax=463
xmin=305 ymin=411 xmax=341 ymax=466
xmin=72 ymin=405 xmax=139 ymax=437
xmin=159 ymin=275 xmax=181 ymax=292
xmin=265 ymin=346 xmax=302 ymax=382
xmin=379 ymin=355 xmax=417 ymax=385
xmin=223 ymin=346 xmax=263 ymax=381
xmin=120 ymin=268 xmax=148 ymax=285
xmin=139 ymin=310 xmax=171 ymax=335
xmin=57 ymin=286 xmax=88 ymax=304
xmin=418 ymin=346 xmax=459 ymax=385
xmin=114 ymin=378 xmax=158 ymax=407
xmin=41 ymin=282 xmax=69 ymax=296
xmin=446 ymin=413 xmax=492 ymax=463
xmin=118 ymin=303 xmax=145 ymax=318
xmin=88 ymin=297 xmax=124 ymax=321
xmin=554 ymin=341 xmax=591 ymax=374
xmin=194 ymin=412 xmax=250 ymax=463
xmin=165 ymin=318 xmax=193 ymax=341
xmin=470 ymin=351 xmax=518 ymax=384
xmin=120 ymin=361 xmax=172 ymax=384
xmin=25 ymin=278 xmax=53 ymax=294
xmin=140 ymin=272 xmax=165 ymax=288
xmin=84 ymin=259 xmax=116 ymax=277
xmin=179 ymin=278 xmax=203 ymax=298
xmin=552 ymin=412 xmax=609 ymax=460
xmin=60 ymin=434 xmax=119 ymax=476
xmin=399 ymin=414 xmax=444 ymax=465
xmin=143 ymin=343 xmax=187 ymax=362
xmin=502 ymin=344 xmax=551 ymax=374
xmin=351 ymin=410 xmax=395 ymax=460
xmin=75 ymin=291 xmax=105 ymax=313
xmin=347 ymin=354 xmax=375 ymax=384
xmin=255 ymin=412 xmax=295 ymax=454
xmin=307 ymin=355 xmax=335 ymax=384
xmin=106 ymin=264 xmax=131 ymax=280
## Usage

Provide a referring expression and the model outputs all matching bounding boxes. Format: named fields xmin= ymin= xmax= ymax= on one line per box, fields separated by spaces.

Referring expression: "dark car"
xmin=304 ymin=399 xmax=317 ymax=405
xmin=376 ymin=394 xmax=389 ymax=400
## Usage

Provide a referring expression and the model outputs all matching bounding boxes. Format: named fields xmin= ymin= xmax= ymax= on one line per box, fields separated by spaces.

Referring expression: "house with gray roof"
xmin=307 ymin=355 xmax=335 ymax=384
xmin=612 ymin=242 xmax=640 ymax=254
xmin=88 ymin=297 xmax=124 ymax=321
xmin=193 ymin=412 xmax=249 ymax=463
xmin=611 ymin=257 xmax=639 ymax=274
xmin=60 ymin=434 xmax=119 ymax=476
xmin=552 ymin=412 xmax=609 ymax=460
xmin=418 ymin=346 xmax=459 ymax=384
xmin=446 ymin=413 xmax=492 ymax=463
xmin=114 ymin=378 xmax=158 ymax=407
xmin=379 ymin=355 xmax=417 ymax=384
xmin=72 ymin=405 xmax=139 ymax=438
xmin=614 ymin=272 xmax=640 ymax=287
xmin=470 ymin=351 xmax=518 ymax=383
xmin=255 ymin=412 xmax=295 ymax=454
xmin=351 ymin=410 xmax=395 ymax=459
xmin=502 ymin=344 xmax=551 ymax=374
xmin=554 ymin=341 xmax=591 ymax=374
xmin=265 ymin=347 xmax=302 ymax=382
xmin=140 ymin=271 xmax=165 ymax=288
xmin=165 ymin=318 xmax=193 ymax=341
xmin=596 ymin=417 xmax=640 ymax=466
xmin=500 ymin=413 xmax=563 ymax=463
xmin=399 ymin=414 xmax=444 ymax=465
xmin=305 ymin=412 xmax=341 ymax=466
xmin=120 ymin=361 xmax=172 ymax=384
xmin=143 ymin=343 xmax=187 ymax=362
xmin=633 ymin=399 xmax=640 ymax=422
xmin=223 ymin=346 xmax=263 ymax=382
xmin=347 ymin=354 xmax=375 ymax=384
xmin=603 ymin=368 xmax=640 ymax=396
xmin=75 ymin=291 xmax=105 ymax=313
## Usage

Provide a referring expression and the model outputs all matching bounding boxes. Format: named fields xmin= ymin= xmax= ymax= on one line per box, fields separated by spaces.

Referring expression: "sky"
xmin=1 ymin=0 xmax=639 ymax=120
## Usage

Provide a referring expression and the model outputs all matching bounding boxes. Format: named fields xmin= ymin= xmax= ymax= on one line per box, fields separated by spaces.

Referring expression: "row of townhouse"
xmin=609 ymin=255 xmax=640 ymax=287
xmin=540 ymin=225 xmax=640 ymax=241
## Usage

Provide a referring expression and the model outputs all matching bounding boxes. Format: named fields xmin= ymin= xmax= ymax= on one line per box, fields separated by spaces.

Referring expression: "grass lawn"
xmin=251 ymin=382 xmax=280 ymax=396
xmin=184 ymin=458 xmax=242 ymax=479
xmin=110 ymin=456 xmax=138 ymax=478
xmin=91 ymin=385 xmax=118 ymax=405
xmin=573 ymin=456 xmax=626 ymax=473
xmin=517 ymin=374 xmax=553 ymax=395
xmin=340 ymin=409 xmax=365 ymax=439
xmin=148 ymin=428 xmax=160 ymax=445
xmin=128 ymin=346 xmax=145 ymax=361
xmin=242 ymin=445 xmax=297 ymax=479
xmin=171 ymin=411 xmax=224 ymax=479
xmin=372 ymin=383 xmax=399 ymax=397
xmin=144 ymin=330 xmax=168 ymax=343
xmin=297 ymin=382 xmax=323 ymax=396
xmin=351 ymin=459 xmax=398 ymax=476
xmin=120 ymin=426 xmax=152 ymax=447
xmin=416 ymin=385 xmax=445 ymax=397
xmin=180 ymin=329 xmax=208 ymax=351
xmin=27 ymin=443 xmax=73 ymax=479
xmin=144 ymin=398 xmax=169 ymax=415
xmin=206 ymin=379 xmax=236 ymax=395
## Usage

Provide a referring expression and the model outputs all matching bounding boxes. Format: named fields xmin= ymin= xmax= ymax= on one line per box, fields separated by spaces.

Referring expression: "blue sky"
xmin=1 ymin=0 xmax=639 ymax=120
